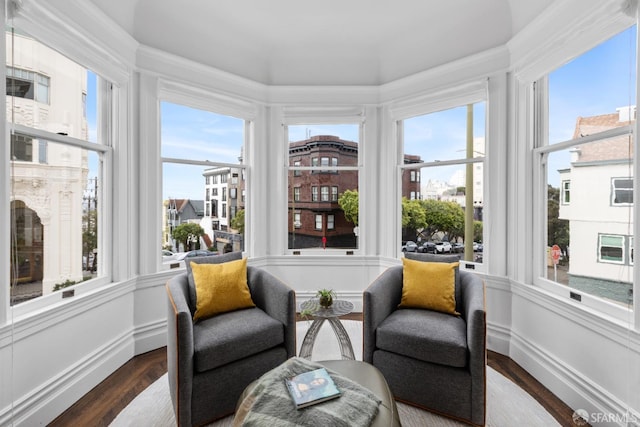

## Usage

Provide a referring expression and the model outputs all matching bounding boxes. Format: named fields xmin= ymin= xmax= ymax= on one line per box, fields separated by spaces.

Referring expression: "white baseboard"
xmin=133 ymin=319 xmax=167 ymax=355
xmin=5 ymin=331 xmax=133 ymax=427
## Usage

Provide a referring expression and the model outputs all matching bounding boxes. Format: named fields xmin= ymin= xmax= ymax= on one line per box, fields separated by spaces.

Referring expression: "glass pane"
xmin=7 ymin=28 xmax=99 ymax=143
xmin=287 ymin=125 xmax=360 ymax=250
xmin=404 ymin=103 xmax=485 ymax=163
xmin=11 ymin=146 xmax=101 ymax=305
xmin=547 ymin=132 xmax=634 ymax=305
xmin=402 ymin=164 xmax=483 ymax=262
xmin=549 ymin=26 xmax=637 ymax=144
xmin=161 ymin=103 xmax=246 ymax=266
xmin=8 ymin=25 xmax=103 ymax=305
xmin=402 ymin=103 xmax=485 ymax=262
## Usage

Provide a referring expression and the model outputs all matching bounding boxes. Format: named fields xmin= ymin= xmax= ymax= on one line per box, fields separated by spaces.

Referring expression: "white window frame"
xmin=395 ymin=93 xmax=488 ymax=271
xmin=282 ymin=109 xmax=365 ymax=255
xmin=611 ymin=177 xmax=633 ymax=206
xmin=598 ymin=234 xmax=626 ymax=265
xmin=562 ymin=180 xmax=570 ymax=205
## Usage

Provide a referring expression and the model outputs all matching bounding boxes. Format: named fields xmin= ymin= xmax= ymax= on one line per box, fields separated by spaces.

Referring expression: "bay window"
xmin=7 ymin=24 xmax=110 ymax=307
xmin=535 ymin=24 xmax=636 ymax=309
xmin=287 ymin=123 xmax=360 ymax=251
xmin=160 ymin=102 xmax=247 ymax=260
xmin=400 ymin=101 xmax=486 ymax=264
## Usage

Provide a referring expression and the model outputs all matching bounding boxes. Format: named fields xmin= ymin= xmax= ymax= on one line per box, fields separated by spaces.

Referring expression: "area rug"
xmin=111 ymin=320 xmax=560 ymax=427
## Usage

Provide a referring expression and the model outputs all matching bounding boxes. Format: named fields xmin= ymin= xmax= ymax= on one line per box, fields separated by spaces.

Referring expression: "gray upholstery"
xmin=166 ymin=255 xmax=296 ymax=426
xmin=363 ymin=260 xmax=486 ymax=426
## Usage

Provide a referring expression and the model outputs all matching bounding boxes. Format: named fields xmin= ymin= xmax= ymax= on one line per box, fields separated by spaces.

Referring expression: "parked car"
xmin=451 ymin=242 xmax=464 ymax=253
xmin=175 ymin=249 xmax=218 ymax=261
xmin=435 ymin=241 xmax=452 ymax=253
xmin=418 ymin=241 xmax=436 ymax=253
xmin=162 ymin=250 xmax=176 ymax=262
xmin=401 ymin=241 xmax=418 ymax=252
xmin=476 ymin=243 xmax=483 ymax=252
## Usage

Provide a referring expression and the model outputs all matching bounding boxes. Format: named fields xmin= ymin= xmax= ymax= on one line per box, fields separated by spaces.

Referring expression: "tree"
xmin=548 ymin=185 xmax=569 ymax=256
xmin=172 ymin=223 xmax=205 ymax=251
xmin=230 ymin=208 xmax=245 ymax=234
xmin=401 ymin=197 xmax=427 ymax=233
xmin=421 ymin=199 xmax=465 ymax=240
xmin=338 ymin=189 xmax=359 ymax=226
xmin=473 ymin=220 xmax=483 ymax=243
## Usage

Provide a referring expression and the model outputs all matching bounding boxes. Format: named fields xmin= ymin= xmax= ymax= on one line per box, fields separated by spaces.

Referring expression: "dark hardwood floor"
xmin=49 ymin=315 xmax=582 ymax=427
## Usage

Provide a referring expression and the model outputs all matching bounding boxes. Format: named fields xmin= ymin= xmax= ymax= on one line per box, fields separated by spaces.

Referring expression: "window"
xmin=599 ymin=234 xmax=625 ymax=264
xmin=561 ymin=180 xmax=570 ymax=204
xmin=287 ymin=124 xmax=360 ymax=250
xmin=161 ymin=102 xmax=246 ymax=256
xmin=611 ymin=177 xmax=633 ymax=205
xmin=294 ymin=213 xmax=301 ymax=228
xmin=11 ymin=133 xmax=32 ymax=161
xmin=538 ymin=24 xmax=636 ymax=307
xmin=6 ymin=66 xmax=50 ymax=104
xmin=321 ymin=186 xmax=329 ymax=202
xmin=8 ymin=26 xmax=108 ymax=306
xmin=402 ymin=102 xmax=486 ymax=263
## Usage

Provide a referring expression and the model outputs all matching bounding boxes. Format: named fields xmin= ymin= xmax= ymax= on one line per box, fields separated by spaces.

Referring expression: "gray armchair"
xmin=166 ymin=252 xmax=296 ymax=426
xmin=363 ymin=254 xmax=486 ymax=426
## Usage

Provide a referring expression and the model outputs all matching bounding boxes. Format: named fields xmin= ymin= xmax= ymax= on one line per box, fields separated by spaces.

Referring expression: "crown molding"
xmin=508 ymin=0 xmax=634 ymax=82
xmin=16 ymin=0 xmax=137 ymax=84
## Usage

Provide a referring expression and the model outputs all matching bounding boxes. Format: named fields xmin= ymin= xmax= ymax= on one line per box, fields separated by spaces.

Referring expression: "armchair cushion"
xmin=404 ymin=252 xmax=462 ymax=314
xmin=193 ymin=306 xmax=285 ymax=373
xmin=191 ymin=258 xmax=255 ymax=321
xmin=185 ymin=251 xmax=243 ymax=313
xmin=400 ymin=258 xmax=459 ymax=315
xmin=376 ymin=308 xmax=468 ymax=368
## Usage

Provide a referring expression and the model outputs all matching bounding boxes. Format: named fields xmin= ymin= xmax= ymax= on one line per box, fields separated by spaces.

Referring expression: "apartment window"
xmin=6 ymin=66 xmax=50 ymax=104
xmin=230 ymin=188 xmax=237 ymax=199
xmin=321 ymin=186 xmax=330 ymax=202
xmin=561 ymin=180 xmax=571 ymax=204
xmin=7 ymin=26 xmax=108 ymax=307
xmin=161 ymin=102 xmax=246 ymax=255
xmin=401 ymin=102 xmax=486 ymax=264
xmin=537 ymin=24 xmax=636 ymax=307
xmin=287 ymin=123 xmax=360 ymax=250
xmin=294 ymin=212 xmax=301 ymax=228
xmin=611 ymin=177 xmax=633 ymax=205
xmin=231 ymin=173 xmax=238 ymax=184
xmin=599 ymin=234 xmax=625 ymax=264
xmin=11 ymin=133 xmax=32 ymax=161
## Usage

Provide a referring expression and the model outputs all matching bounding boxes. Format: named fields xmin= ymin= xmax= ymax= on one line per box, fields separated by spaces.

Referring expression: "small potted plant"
xmin=316 ymin=288 xmax=337 ymax=308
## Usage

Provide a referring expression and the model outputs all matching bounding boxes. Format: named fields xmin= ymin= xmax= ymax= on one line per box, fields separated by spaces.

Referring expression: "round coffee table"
xmin=299 ymin=299 xmax=355 ymax=360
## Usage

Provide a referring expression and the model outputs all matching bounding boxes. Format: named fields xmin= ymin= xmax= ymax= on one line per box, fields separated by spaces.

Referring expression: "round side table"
xmin=298 ymin=299 xmax=355 ymax=360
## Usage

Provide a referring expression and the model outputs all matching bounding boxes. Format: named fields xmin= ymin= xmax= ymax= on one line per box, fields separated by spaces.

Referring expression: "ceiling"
xmin=87 ymin=0 xmax=555 ymax=86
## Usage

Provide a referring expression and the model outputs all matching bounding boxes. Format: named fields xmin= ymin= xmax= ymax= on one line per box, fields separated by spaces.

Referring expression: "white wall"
xmin=0 ymin=0 xmax=639 ymax=426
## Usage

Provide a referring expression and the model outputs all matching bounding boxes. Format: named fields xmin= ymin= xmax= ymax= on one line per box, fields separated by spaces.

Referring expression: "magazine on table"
xmin=284 ymin=367 xmax=341 ymax=409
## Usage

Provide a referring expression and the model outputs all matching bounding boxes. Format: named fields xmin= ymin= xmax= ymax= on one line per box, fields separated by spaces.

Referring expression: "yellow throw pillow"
xmin=400 ymin=258 xmax=460 ymax=315
xmin=191 ymin=258 xmax=255 ymax=321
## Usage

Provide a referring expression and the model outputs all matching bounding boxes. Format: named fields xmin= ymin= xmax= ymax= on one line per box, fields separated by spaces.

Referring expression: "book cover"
xmin=284 ymin=367 xmax=341 ymax=409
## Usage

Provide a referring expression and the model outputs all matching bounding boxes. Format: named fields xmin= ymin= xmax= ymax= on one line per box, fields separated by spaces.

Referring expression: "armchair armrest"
xmin=459 ymin=271 xmax=486 ymax=424
xmin=166 ymin=273 xmax=195 ymax=427
xmin=363 ymin=265 xmax=403 ymax=363
xmin=247 ymin=266 xmax=297 ymax=358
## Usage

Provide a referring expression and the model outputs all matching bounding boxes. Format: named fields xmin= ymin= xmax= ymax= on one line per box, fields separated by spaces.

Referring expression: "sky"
xmin=83 ymin=24 xmax=637 ymax=201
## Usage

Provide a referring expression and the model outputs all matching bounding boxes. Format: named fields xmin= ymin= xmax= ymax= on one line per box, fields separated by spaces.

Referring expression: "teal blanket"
xmin=233 ymin=358 xmax=381 ymax=427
